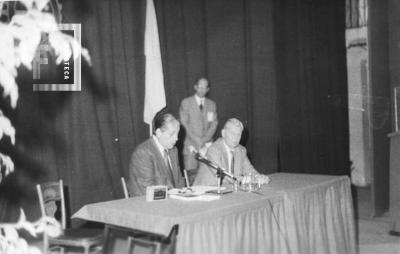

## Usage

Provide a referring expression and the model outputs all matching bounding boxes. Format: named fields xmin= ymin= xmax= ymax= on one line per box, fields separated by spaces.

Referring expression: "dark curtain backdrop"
xmin=0 ymin=0 xmax=348 ymax=222
xmin=155 ymin=0 xmax=278 ymax=173
xmin=275 ymin=0 xmax=350 ymax=175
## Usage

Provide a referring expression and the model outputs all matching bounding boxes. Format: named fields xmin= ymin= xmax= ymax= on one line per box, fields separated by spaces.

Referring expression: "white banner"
xmin=143 ymin=0 xmax=166 ymax=131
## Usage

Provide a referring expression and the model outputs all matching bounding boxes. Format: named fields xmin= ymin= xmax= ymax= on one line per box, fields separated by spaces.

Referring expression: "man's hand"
xmin=199 ymin=142 xmax=213 ymax=156
xmin=256 ymin=174 xmax=270 ymax=185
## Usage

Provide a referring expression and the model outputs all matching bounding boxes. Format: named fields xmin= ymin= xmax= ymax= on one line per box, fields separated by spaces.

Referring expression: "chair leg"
xmin=154 ymin=243 xmax=161 ymax=254
xmin=127 ymin=237 xmax=134 ymax=254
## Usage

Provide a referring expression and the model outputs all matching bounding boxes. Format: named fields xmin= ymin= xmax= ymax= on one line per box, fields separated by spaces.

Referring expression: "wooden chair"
xmin=121 ymin=177 xmax=129 ymax=199
xmin=127 ymin=236 xmax=160 ymax=254
xmin=36 ymin=180 xmax=104 ymax=254
xmin=103 ymin=224 xmax=179 ymax=254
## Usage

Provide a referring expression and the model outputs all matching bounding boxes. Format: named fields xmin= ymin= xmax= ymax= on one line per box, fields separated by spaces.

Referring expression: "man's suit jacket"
xmin=193 ymin=138 xmax=259 ymax=186
xmin=127 ymin=138 xmax=185 ymax=196
xmin=179 ymin=96 xmax=218 ymax=157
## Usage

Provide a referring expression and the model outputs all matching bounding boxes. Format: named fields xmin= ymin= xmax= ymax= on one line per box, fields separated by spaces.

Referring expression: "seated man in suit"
xmin=193 ymin=118 xmax=269 ymax=186
xmin=128 ymin=113 xmax=185 ymax=196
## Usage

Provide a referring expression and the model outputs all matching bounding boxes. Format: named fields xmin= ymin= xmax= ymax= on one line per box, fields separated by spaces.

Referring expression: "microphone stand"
xmin=216 ymin=167 xmax=222 ymax=194
xmin=193 ymin=152 xmax=235 ymax=195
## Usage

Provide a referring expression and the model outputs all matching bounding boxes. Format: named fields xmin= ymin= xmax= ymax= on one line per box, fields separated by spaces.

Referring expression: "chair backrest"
xmin=36 ymin=180 xmax=66 ymax=229
xmin=127 ymin=236 xmax=160 ymax=254
xmin=121 ymin=177 xmax=129 ymax=199
xmin=103 ymin=224 xmax=179 ymax=254
xmin=166 ymin=224 xmax=179 ymax=244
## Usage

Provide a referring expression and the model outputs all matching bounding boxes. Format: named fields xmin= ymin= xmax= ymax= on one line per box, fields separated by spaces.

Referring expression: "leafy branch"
xmin=0 ymin=209 xmax=62 ymax=254
xmin=0 ymin=0 xmax=90 ymax=183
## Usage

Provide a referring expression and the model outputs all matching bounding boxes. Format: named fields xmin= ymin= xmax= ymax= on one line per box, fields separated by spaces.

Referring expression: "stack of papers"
xmin=168 ymin=186 xmax=226 ymax=201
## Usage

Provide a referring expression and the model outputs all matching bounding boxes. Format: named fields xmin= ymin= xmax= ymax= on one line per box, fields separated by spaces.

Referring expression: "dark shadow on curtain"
xmin=369 ymin=0 xmax=390 ymax=216
xmin=274 ymin=0 xmax=350 ymax=175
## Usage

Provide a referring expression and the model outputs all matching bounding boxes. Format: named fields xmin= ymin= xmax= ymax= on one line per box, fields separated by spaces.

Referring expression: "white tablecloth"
xmin=73 ymin=173 xmax=356 ymax=254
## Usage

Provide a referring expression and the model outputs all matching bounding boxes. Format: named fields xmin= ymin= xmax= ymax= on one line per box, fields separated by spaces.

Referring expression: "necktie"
xmin=164 ymin=149 xmax=176 ymax=187
xmin=199 ymin=100 xmax=203 ymax=111
xmin=230 ymin=150 xmax=235 ymax=175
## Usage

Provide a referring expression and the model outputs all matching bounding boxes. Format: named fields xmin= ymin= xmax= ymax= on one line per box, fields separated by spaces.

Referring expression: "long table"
xmin=72 ymin=173 xmax=356 ymax=254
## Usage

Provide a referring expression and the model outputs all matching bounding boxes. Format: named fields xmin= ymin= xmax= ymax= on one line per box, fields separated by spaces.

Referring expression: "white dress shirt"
xmin=223 ymin=141 xmax=234 ymax=174
xmin=195 ymin=95 xmax=205 ymax=108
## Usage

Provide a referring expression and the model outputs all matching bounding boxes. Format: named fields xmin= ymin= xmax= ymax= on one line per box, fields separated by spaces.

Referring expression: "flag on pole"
xmin=143 ymin=0 xmax=166 ymax=134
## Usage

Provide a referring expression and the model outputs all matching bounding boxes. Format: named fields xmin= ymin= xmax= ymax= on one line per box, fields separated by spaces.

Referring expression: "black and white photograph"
xmin=0 ymin=0 xmax=399 ymax=253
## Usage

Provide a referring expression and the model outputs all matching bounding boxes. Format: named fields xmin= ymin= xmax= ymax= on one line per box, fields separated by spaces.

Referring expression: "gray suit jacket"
xmin=128 ymin=138 xmax=185 ymax=196
xmin=193 ymin=138 xmax=259 ymax=186
xmin=179 ymin=96 xmax=218 ymax=155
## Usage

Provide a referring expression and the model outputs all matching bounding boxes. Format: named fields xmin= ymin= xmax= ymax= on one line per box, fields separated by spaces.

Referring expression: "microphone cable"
xmin=266 ymin=198 xmax=292 ymax=254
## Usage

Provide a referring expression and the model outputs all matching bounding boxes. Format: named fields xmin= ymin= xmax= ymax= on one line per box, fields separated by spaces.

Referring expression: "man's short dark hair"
xmin=153 ymin=112 xmax=178 ymax=133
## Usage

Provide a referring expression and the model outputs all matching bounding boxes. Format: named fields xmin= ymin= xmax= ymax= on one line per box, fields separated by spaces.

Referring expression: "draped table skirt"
xmin=73 ymin=173 xmax=356 ymax=254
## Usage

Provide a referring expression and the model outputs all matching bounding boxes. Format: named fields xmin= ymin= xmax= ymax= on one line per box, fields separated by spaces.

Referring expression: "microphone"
xmin=189 ymin=146 xmax=236 ymax=180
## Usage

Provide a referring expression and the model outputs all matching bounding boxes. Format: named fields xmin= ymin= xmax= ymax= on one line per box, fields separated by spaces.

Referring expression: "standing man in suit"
xmin=193 ymin=118 xmax=269 ymax=186
xmin=128 ymin=113 xmax=185 ymax=196
xmin=179 ymin=78 xmax=218 ymax=184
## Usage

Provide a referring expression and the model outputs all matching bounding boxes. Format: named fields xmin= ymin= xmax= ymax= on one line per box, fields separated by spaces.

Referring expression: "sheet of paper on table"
xmin=169 ymin=194 xmax=220 ymax=201
xmin=168 ymin=186 xmax=226 ymax=201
